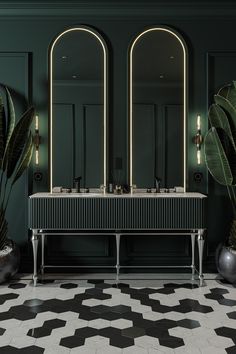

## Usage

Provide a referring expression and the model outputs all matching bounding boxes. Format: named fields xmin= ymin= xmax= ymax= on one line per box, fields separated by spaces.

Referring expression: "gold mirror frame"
xmin=49 ymin=26 xmax=108 ymax=192
xmin=129 ymin=26 xmax=187 ymax=192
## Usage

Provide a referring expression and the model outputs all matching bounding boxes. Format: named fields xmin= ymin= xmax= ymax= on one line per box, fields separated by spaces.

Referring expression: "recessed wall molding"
xmin=0 ymin=1 xmax=236 ymax=19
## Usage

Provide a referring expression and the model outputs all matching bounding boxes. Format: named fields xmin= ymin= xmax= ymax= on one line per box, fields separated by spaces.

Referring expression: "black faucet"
xmin=155 ymin=176 xmax=161 ymax=193
xmin=74 ymin=176 xmax=82 ymax=193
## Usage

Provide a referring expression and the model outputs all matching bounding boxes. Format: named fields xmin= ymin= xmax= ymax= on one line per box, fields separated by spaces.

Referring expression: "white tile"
xmin=135 ymin=335 xmax=160 ymax=349
xmin=43 ymin=344 xmax=71 ymax=354
xmin=10 ymin=336 xmax=36 ymax=348
xmin=70 ymin=345 xmax=96 ymax=354
xmin=200 ymin=346 xmax=228 ymax=354
xmin=110 ymin=319 xmax=133 ymax=329
xmin=123 ymin=346 xmax=149 ymax=354
xmin=88 ymin=319 xmax=110 ymax=329
xmin=97 ymin=345 xmax=122 ymax=354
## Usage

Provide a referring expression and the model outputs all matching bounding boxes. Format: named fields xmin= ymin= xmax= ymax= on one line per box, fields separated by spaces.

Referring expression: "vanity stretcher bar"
xmin=28 ymin=192 xmax=207 ymax=286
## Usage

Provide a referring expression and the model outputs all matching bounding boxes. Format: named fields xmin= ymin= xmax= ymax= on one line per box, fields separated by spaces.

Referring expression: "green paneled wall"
xmin=0 ymin=0 xmax=235 ymax=272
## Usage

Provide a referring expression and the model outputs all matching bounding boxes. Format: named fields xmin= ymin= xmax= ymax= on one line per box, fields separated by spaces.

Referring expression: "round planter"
xmin=216 ymin=243 xmax=236 ymax=283
xmin=0 ymin=239 xmax=20 ymax=284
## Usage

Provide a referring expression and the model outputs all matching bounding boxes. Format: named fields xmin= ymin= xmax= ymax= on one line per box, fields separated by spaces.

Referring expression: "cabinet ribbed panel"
xmin=28 ymin=196 xmax=206 ymax=230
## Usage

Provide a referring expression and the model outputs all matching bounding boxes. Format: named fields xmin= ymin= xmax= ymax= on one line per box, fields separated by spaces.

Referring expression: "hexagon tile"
xmin=0 ymin=278 xmax=235 ymax=352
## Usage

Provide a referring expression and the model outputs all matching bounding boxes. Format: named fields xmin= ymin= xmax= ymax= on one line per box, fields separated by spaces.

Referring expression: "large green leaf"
xmin=218 ymin=83 xmax=236 ymax=109
xmin=208 ymin=103 xmax=236 ymax=152
xmin=3 ymin=106 xmax=34 ymax=178
xmin=12 ymin=133 xmax=33 ymax=185
xmin=4 ymin=86 xmax=15 ymax=150
xmin=214 ymin=94 xmax=236 ymax=139
xmin=0 ymin=94 xmax=5 ymax=166
xmin=204 ymin=127 xmax=234 ymax=186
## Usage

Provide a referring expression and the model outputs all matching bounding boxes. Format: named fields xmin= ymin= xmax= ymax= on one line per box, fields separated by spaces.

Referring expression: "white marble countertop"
xmin=29 ymin=192 xmax=207 ymax=198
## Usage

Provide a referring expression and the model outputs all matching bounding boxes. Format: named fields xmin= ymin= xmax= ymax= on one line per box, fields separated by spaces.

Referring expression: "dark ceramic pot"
xmin=216 ymin=243 xmax=236 ymax=283
xmin=0 ymin=239 xmax=20 ymax=284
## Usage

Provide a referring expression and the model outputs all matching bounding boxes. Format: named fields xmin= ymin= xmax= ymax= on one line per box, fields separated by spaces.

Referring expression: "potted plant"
xmin=0 ymin=85 xmax=34 ymax=283
xmin=204 ymin=80 xmax=236 ymax=283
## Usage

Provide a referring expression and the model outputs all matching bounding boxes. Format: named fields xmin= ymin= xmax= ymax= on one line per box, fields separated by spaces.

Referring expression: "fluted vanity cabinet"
xmin=29 ymin=192 xmax=206 ymax=286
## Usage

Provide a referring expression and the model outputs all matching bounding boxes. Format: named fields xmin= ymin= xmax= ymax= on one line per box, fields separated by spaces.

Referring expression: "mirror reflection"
xmin=129 ymin=27 xmax=186 ymax=191
xmin=49 ymin=27 xmax=107 ymax=192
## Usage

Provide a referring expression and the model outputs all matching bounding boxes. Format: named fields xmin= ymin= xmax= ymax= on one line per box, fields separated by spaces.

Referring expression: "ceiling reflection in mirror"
xmin=49 ymin=27 xmax=107 ymax=192
xmin=129 ymin=27 xmax=186 ymax=191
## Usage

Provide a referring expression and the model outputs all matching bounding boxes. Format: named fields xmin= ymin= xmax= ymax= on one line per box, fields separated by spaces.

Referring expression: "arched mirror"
xmin=49 ymin=26 xmax=108 ymax=192
xmin=129 ymin=27 xmax=187 ymax=192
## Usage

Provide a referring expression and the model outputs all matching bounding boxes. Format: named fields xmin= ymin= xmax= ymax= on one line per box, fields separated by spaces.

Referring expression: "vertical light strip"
xmin=129 ymin=27 xmax=187 ymax=192
xmin=49 ymin=27 xmax=107 ymax=193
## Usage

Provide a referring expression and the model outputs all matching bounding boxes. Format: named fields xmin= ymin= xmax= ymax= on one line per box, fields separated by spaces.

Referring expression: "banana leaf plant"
xmin=204 ymin=80 xmax=236 ymax=248
xmin=0 ymin=85 xmax=34 ymax=250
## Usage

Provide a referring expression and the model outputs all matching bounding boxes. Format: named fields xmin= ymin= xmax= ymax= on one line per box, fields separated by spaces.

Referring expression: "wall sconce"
xmin=34 ymin=115 xmax=41 ymax=165
xmin=194 ymin=115 xmax=203 ymax=164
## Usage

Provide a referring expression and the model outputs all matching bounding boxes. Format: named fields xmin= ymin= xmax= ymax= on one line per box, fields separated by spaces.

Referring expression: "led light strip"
xmin=49 ymin=27 xmax=107 ymax=193
xmin=129 ymin=27 xmax=187 ymax=192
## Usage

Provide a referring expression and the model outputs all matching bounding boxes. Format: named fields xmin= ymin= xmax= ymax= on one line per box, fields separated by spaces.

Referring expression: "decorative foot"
xmin=31 ymin=230 xmax=39 ymax=287
xmin=197 ymin=229 xmax=205 ymax=287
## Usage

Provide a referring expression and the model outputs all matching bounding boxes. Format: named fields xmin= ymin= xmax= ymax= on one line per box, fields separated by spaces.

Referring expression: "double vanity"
xmin=29 ymin=191 xmax=206 ymax=286
xmin=29 ymin=25 xmax=207 ymax=286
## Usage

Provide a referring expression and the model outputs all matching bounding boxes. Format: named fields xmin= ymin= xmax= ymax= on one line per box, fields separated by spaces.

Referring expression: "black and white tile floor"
xmin=0 ymin=276 xmax=236 ymax=353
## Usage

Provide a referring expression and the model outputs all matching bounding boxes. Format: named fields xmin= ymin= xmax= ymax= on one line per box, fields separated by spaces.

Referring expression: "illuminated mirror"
xmin=49 ymin=26 xmax=108 ymax=192
xmin=129 ymin=27 xmax=187 ymax=191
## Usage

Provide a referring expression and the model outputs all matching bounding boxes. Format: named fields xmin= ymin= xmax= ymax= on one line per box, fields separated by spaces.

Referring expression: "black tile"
xmin=91 ymin=305 xmax=110 ymax=314
xmin=27 ymin=326 xmax=51 ymax=338
xmin=78 ymin=309 xmax=101 ymax=321
xmin=154 ymin=319 xmax=178 ymax=330
xmin=146 ymin=327 xmax=169 ymax=338
xmin=74 ymin=327 xmax=98 ymax=338
xmin=60 ymin=283 xmax=78 ymax=289
xmin=110 ymin=305 xmax=131 ymax=314
xmin=109 ymin=334 xmax=134 ymax=348
xmin=9 ymin=305 xmax=37 ymax=320
xmin=226 ymin=345 xmax=236 ymax=353
xmin=0 ymin=293 xmax=19 ymax=305
xmin=210 ymin=287 xmax=229 ymax=294
xmin=99 ymin=326 xmax=122 ymax=338
xmin=0 ymin=327 xmax=6 ymax=335
xmin=177 ymin=319 xmax=200 ymax=329
xmin=0 ymin=346 xmax=44 ymax=353
xmin=122 ymin=326 xmax=146 ymax=338
xmin=132 ymin=318 xmax=156 ymax=329
xmin=60 ymin=335 xmax=85 ymax=348
xmin=218 ymin=299 xmax=236 ymax=306
xmin=215 ymin=326 xmax=236 ymax=343
xmin=44 ymin=318 xmax=66 ymax=329
xmin=99 ymin=311 xmax=122 ymax=321
xmin=0 ymin=312 xmax=13 ymax=321
xmin=227 ymin=312 xmax=236 ymax=320
xmin=8 ymin=283 xmax=27 ymax=289
xmin=159 ymin=335 xmax=184 ymax=348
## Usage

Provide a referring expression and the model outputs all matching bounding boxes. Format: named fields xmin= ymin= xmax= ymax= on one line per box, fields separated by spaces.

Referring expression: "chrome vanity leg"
xmin=197 ymin=229 xmax=205 ymax=287
xmin=41 ymin=234 xmax=45 ymax=276
xmin=191 ymin=233 xmax=196 ymax=280
xmin=115 ymin=234 xmax=121 ymax=282
xmin=31 ymin=230 xmax=39 ymax=287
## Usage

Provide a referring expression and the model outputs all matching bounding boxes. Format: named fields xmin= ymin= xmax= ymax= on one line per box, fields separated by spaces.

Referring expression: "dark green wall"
xmin=1 ymin=0 xmax=235 ymax=272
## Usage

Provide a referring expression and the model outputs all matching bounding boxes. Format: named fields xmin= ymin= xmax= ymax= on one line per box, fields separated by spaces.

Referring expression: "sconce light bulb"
xmin=35 ymin=115 xmax=39 ymax=130
xmin=197 ymin=150 xmax=201 ymax=165
xmin=197 ymin=115 xmax=201 ymax=131
xmin=35 ymin=150 xmax=39 ymax=165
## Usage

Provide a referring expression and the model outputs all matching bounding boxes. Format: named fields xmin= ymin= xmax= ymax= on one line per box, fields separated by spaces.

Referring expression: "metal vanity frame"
xmin=29 ymin=193 xmax=206 ymax=287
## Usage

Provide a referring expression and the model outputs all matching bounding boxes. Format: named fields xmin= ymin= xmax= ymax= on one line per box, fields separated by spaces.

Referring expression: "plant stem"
xmin=3 ymin=184 xmax=12 ymax=214
xmin=227 ymin=184 xmax=236 ymax=217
